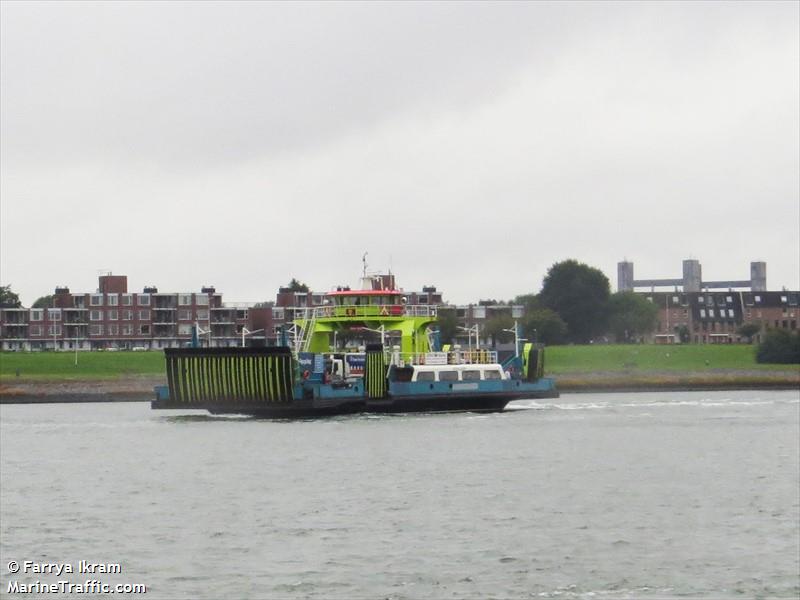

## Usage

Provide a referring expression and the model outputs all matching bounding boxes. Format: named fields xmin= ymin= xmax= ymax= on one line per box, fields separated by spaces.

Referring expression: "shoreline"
xmin=1 ymin=372 xmax=797 ymax=404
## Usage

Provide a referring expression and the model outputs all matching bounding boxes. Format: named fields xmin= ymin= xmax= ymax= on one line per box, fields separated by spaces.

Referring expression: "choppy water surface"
xmin=1 ymin=390 xmax=798 ymax=599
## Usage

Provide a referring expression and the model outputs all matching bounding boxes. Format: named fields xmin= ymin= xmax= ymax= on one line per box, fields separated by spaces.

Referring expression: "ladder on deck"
xmin=300 ymin=309 xmax=317 ymax=353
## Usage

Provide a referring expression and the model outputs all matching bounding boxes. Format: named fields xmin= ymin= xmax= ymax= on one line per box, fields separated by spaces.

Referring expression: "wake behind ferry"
xmin=152 ymin=273 xmax=558 ymax=417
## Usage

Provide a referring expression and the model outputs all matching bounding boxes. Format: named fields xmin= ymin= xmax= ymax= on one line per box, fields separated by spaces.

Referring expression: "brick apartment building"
xmin=617 ymin=258 xmax=798 ymax=343
xmin=0 ymin=275 xmax=272 ymax=351
xmin=645 ymin=290 xmax=799 ymax=344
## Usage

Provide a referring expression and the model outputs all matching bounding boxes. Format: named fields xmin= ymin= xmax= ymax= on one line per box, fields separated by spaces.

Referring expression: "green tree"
xmin=32 ymin=294 xmax=55 ymax=308
xmin=0 ymin=285 xmax=21 ymax=308
xmin=520 ymin=308 xmax=567 ymax=345
xmin=607 ymin=291 xmax=658 ymax=342
xmin=737 ymin=323 xmax=760 ymax=343
xmin=756 ymin=329 xmax=800 ymax=364
xmin=539 ymin=260 xmax=610 ymax=343
xmin=482 ymin=313 xmax=515 ymax=347
xmin=436 ymin=307 xmax=459 ymax=345
xmin=287 ymin=278 xmax=309 ymax=292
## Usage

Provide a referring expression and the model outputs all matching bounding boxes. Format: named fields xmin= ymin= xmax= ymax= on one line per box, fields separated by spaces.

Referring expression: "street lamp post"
xmin=501 ymin=320 xmax=527 ymax=358
xmin=241 ymin=327 xmax=265 ymax=347
xmin=457 ymin=324 xmax=480 ymax=352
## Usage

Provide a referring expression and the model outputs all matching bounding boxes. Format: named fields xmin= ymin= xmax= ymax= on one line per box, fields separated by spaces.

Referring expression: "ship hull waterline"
xmin=152 ymin=389 xmax=558 ymax=418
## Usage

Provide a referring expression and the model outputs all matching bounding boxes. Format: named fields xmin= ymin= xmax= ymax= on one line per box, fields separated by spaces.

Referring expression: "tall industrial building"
xmin=617 ymin=259 xmax=767 ymax=293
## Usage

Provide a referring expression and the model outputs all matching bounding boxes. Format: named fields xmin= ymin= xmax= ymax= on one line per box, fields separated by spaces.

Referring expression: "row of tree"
xmin=439 ymin=259 xmax=658 ymax=346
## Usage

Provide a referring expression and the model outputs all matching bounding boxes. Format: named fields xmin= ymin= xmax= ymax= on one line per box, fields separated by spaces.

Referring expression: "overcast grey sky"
xmin=1 ymin=1 xmax=798 ymax=305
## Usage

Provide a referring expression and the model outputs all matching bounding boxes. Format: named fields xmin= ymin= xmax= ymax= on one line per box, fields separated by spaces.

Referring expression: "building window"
xmin=137 ymin=294 xmax=151 ymax=306
xmin=90 ymin=324 xmax=103 ymax=336
xmin=47 ymin=325 xmax=62 ymax=335
xmin=709 ymin=309 xmax=715 ymax=318
xmin=754 ymin=295 xmax=761 ymax=303
xmin=179 ymin=294 xmax=192 ymax=306
xmin=30 ymin=309 xmax=43 ymax=321
xmin=178 ymin=324 xmax=193 ymax=335
xmin=47 ymin=309 xmax=61 ymax=321
xmin=107 ymin=294 xmax=119 ymax=306
xmin=472 ymin=306 xmax=486 ymax=319
xmin=139 ymin=310 xmax=150 ymax=320
xmin=196 ymin=295 xmax=209 ymax=306
xmin=139 ymin=324 xmax=150 ymax=335
xmin=108 ymin=310 xmax=118 ymax=320
xmin=91 ymin=294 xmax=103 ymax=306
xmin=272 ymin=308 xmax=284 ymax=320
xmin=781 ymin=295 xmax=788 ymax=303
xmin=109 ymin=324 xmax=119 ymax=335
xmin=728 ymin=309 xmax=735 ymax=318
xmin=178 ymin=310 xmax=192 ymax=321
xmin=726 ymin=296 xmax=733 ymax=303
xmin=196 ymin=310 xmax=208 ymax=320
xmin=30 ymin=325 xmax=42 ymax=336
xmin=122 ymin=325 xmax=133 ymax=335
xmin=90 ymin=310 xmax=102 ymax=321
xmin=122 ymin=294 xmax=133 ymax=305
xmin=122 ymin=310 xmax=133 ymax=321
xmin=672 ymin=296 xmax=680 ymax=304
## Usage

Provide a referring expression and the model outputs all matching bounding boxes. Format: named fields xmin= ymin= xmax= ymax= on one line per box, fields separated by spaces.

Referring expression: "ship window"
xmin=483 ymin=370 xmax=502 ymax=380
xmin=462 ymin=370 xmax=481 ymax=381
xmin=416 ymin=371 xmax=434 ymax=382
xmin=438 ymin=371 xmax=458 ymax=382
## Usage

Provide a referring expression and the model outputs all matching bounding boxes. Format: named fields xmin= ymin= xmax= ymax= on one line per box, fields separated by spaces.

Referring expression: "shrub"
xmin=756 ymin=329 xmax=800 ymax=364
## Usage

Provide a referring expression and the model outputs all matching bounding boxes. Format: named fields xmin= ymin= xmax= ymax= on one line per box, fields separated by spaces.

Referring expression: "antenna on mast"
xmin=362 ymin=252 xmax=368 ymax=278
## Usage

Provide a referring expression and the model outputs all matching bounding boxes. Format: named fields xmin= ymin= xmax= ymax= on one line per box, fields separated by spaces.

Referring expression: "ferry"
xmin=151 ymin=274 xmax=558 ymax=417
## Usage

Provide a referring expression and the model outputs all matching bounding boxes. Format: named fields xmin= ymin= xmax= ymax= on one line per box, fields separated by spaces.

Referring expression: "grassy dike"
xmin=0 ymin=345 xmax=798 ymax=400
xmin=544 ymin=344 xmax=799 ymax=392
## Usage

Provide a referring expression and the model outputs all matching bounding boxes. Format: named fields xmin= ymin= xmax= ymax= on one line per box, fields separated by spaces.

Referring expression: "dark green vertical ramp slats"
xmin=163 ymin=347 xmax=294 ymax=405
xmin=364 ymin=344 xmax=387 ymax=399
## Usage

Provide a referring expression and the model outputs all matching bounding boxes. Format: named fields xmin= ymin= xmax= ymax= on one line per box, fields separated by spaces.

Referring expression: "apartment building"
xmin=0 ymin=275 xmax=269 ymax=351
xmin=644 ymin=290 xmax=798 ymax=344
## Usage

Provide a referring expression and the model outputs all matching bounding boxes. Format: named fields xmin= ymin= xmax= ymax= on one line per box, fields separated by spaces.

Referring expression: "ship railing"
xmin=294 ymin=305 xmax=438 ymax=321
xmin=387 ymin=349 xmax=499 ymax=367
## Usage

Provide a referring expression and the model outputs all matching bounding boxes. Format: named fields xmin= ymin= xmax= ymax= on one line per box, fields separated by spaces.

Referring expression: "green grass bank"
xmin=543 ymin=344 xmax=793 ymax=374
xmin=0 ymin=351 xmax=165 ymax=381
xmin=1 ymin=344 xmax=796 ymax=382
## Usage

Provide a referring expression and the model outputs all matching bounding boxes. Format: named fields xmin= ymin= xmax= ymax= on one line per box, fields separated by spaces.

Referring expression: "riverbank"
xmin=1 ymin=370 xmax=797 ymax=403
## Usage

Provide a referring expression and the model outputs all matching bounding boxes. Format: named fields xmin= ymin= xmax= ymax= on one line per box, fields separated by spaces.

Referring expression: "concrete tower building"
xmin=682 ymin=260 xmax=702 ymax=293
xmin=617 ymin=261 xmax=634 ymax=292
xmin=750 ymin=262 xmax=767 ymax=292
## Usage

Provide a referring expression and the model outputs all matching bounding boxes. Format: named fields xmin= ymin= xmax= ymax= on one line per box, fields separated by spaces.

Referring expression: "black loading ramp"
xmin=364 ymin=344 xmax=387 ymax=399
xmin=162 ymin=346 xmax=294 ymax=408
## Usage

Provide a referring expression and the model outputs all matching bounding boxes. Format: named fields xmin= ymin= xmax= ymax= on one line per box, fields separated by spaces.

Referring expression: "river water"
xmin=1 ymin=390 xmax=798 ymax=599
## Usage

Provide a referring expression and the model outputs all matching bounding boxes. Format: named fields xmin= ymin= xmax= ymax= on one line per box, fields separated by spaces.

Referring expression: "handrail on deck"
xmin=294 ymin=304 xmax=438 ymax=321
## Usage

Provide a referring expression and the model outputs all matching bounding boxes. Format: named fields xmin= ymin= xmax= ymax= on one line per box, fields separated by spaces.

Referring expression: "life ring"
xmin=302 ymin=370 xmax=310 ymax=379
xmin=345 ymin=308 xmax=356 ymax=317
